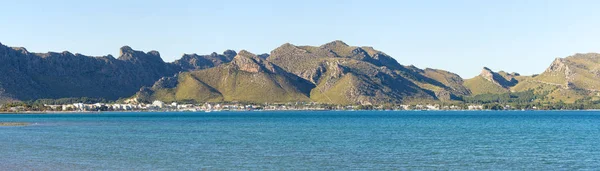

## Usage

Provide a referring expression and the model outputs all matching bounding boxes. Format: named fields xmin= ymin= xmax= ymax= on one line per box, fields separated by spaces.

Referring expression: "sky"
xmin=2 ymin=0 xmax=600 ymax=78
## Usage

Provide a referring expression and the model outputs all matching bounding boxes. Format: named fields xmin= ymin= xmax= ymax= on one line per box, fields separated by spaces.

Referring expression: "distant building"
xmin=468 ymin=105 xmax=483 ymax=110
xmin=152 ymin=100 xmax=165 ymax=108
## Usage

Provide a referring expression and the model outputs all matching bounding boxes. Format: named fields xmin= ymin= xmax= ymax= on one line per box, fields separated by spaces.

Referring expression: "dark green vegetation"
xmin=2 ymin=41 xmax=600 ymax=108
xmin=0 ymin=97 xmax=112 ymax=112
xmin=29 ymin=97 xmax=112 ymax=105
xmin=0 ymin=102 xmax=49 ymax=112
xmin=464 ymin=90 xmax=540 ymax=104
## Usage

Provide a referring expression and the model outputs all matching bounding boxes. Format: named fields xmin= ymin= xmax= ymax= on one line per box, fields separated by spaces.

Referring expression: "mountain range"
xmin=1 ymin=40 xmax=599 ymax=105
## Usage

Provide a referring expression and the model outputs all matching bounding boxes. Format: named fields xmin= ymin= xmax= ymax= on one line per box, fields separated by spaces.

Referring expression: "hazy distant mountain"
xmin=0 ymin=42 xmax=233 ymax=103
xmin=173 ymin=50 xmax=237 ymax=71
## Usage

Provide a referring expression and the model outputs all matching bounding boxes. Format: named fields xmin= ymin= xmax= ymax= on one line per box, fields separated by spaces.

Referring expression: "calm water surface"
xmin=1 ymin=111 xmax=600 ymax=170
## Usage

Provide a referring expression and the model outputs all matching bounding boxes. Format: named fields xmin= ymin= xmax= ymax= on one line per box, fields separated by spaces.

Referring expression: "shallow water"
xmin=1 ymin=111 xmax=599 ymax=170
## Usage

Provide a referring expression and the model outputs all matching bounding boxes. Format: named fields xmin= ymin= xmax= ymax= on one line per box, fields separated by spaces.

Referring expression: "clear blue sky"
xmin=2 ymin=0 xmax=600 ymax=78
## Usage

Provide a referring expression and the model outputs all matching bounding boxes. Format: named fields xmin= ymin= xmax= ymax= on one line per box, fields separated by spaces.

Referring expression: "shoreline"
xmin=2 ymin=109 xmax=600 ymax=115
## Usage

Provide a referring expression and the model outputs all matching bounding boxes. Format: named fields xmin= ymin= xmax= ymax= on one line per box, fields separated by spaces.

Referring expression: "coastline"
xmin=1 ymin=109 xmax=599 ymax=115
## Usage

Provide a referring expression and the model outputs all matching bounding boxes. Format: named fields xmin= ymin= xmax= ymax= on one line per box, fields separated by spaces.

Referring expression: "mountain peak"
xmin=477 ymin=67 xmax=518 ymax=88
xmin=117 ymin=46 xmax=164 ymax=63
xmin=232 ymin=50 xmax=277 ymax=73
xmin=479 ymin=67 xmax=495 ymax=81
xmin=11 ymin=47 xmax=29 ymax=54
xmin=237 ymin=50 xmax=255 ymax=57
xmin=119 ymin=46 xmax=134 ymax=56
xmin=545 ymin=57 xmax=569 ymax=73
xmin=236 ymin=50 xmax=262 ymax=61
xmin=321 ymin=40 xmax=349 ymax=48
xmin=148 ymin=50 xmax=160 ymax=57
xmin=223 ymin=50 xmax=237 ymax=58
xmin=270 ymin=43 xmax=308 ymax=57
xmin=61 ymin=51 xmax=74 ymax=56
xmin=281 ymin=42 xmax=296 ymax=47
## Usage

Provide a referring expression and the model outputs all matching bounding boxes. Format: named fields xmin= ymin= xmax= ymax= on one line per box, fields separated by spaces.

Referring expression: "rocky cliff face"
xmin=0 ymin=42 xmax=236 ymax=103
xmin=535 ymin=53 xmax=600 ymax=91
xmin=173 ymin=50 xmax=236 ymax=71
xmin=0 ymin=43 xmax=175 ymax=101
xmin=479 ymin=67 xmax=519 ymax=88
xmin=545 ymin=58 xmax=570 ymax=74
xmin=462 ymin=67 xmax=520 ymax=95
xmin=267 ymin=41 xmax=462 ymax=104
xmin=136 ymin=50 xmax=314 ymax=103
xmin=231 ymin=50 xmax=278 ymax=73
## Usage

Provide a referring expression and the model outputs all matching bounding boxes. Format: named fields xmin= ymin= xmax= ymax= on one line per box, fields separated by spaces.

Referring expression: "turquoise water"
xmin=1 ymin=111 xmax=600 ymax=170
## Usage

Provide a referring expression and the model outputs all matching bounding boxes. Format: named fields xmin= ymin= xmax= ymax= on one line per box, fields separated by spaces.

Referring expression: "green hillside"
xmin=464 ymin=76 xmax=510 ymax=95
xmin=136 ymin=50 xmax=313 ymax=103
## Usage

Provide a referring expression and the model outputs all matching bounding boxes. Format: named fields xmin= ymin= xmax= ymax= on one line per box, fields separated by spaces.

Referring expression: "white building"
xmin=153 ymin=100 xmax=165 ymax=108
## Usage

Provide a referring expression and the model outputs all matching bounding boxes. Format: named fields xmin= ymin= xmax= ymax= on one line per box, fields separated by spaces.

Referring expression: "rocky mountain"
xmin=462 ymin=53 xmax=600 ymax=103
xmin=268 ymin=41 xmax=422 ymax=104
xmin=136 ymin=50 xmax=314 ymax=103
xmin=509 ymin=53 xmax=600 ymax=103
xmin=136 ymin=40 xmax=472 ymax=104
xmin=0 ymin=42 xmax=233 ymax=104
xmin=267 ymin=40 xmax=469 ymax=104
xmin=463 ymin=67 xmax=522 ymax=95
xmin=4 ymin=40 xmax=600 ymax=105
xmin=173 ymin=50 xmax=237 ymax=71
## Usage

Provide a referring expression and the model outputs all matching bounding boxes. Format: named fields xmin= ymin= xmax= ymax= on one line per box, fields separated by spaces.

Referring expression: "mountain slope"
xmin=268 ymin=41 xmax=469 ymax=103
xmin=509 ymin=53 xmax=600 ymax=103
xmin=5 ymin=40 xmax=600 ymax=105
xmin=136 ymin=50 xmax=314 ymax=103
xmin=0 ymin=44 xmax=178 ymax=102
xmin=173 ymin=50 xmax=237 ymax=71
xmin=0 ymin=42 xmax=236 ymax=104
xmin=464 ymin=67 xmax=521 ymax=95
xmin=407 ymin=67 xmax=471 ymax=100
xmin=269 ymin=41 xmax=430 ymax=104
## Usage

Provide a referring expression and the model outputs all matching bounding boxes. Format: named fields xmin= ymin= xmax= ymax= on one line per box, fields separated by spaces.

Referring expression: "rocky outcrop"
xmin=479 ymin=67 xmax=518 ymax=88
xmin=152 ymin=74 xmax=179 ymax=89
xmin=546 ymin=58 xmax=570 ymax=73
xmin=173 ymin=50 xmax=236 ymax=71
xmin=536 ymin=53 xmax=600 ymax=91
xmin=320 ymin=40 xmax=403 ymax=70
xmin=232 ymin=50 xmax=277 ymax=73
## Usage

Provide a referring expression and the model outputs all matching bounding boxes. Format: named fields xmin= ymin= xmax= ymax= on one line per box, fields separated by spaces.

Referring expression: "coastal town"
xmin=0 ymin=99 xmax=498 ymax=113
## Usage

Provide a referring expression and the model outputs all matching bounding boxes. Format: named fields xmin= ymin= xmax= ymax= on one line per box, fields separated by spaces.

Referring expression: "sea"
xmin=1 ymin=111 xmax=599 ymax=170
